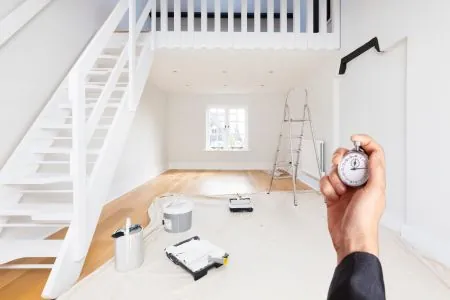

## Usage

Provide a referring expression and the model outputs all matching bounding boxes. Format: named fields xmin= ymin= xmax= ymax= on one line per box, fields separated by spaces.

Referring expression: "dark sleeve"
xmin=328 ymin=252 xmax=386 ymax=300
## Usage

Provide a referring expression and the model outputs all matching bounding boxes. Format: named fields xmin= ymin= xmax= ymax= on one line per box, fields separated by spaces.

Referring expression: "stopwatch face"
xmin=338 ymin=151 xmax=369 ymax=187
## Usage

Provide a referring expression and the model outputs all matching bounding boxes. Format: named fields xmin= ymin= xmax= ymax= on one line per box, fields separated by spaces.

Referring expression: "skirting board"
xmin=168 ymin=161 xmax=272 ymax=170
xmin=401 ymin=225 xmax=450 ymax=268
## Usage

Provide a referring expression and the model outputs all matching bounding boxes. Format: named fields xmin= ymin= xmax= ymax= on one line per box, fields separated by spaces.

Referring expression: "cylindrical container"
xmin=111 ymin=224 xmax=144 ymax=272
xmin=163 ymin=199 xmax=193 ymax=233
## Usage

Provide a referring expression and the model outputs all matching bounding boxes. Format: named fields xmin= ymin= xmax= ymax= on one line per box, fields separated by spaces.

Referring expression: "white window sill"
xmin=204 ymin=148 xmax=251 ymax=152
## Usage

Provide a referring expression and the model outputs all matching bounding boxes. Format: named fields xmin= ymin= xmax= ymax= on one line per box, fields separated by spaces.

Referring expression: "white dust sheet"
xmin=60 ymin=192 xmax=450 ymax=300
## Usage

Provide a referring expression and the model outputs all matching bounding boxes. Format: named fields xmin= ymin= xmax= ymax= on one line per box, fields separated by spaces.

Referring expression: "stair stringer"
xmin=41 ymin=50 xmax=155 ymax=299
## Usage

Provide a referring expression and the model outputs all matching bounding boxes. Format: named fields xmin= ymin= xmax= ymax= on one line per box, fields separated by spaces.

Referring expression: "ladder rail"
xmin=287 ymin=105 xmax=298 ymax=206
xmin=268 ymin=93 xmax=290 ymax=194
xmin=267 ymin=89 xmax=322 ymax=206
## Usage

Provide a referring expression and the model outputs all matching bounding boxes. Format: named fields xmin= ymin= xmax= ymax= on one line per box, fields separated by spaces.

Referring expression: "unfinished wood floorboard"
xmin=0 ymin=170 xmax=311 ymax=300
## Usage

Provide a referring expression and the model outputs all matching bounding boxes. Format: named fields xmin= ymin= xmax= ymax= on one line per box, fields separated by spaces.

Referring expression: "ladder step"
xmin=284 ymin=119 xmax=309 ymax=123
xmin=273 ymin=176 xmax=293 ymax=180
xmin=276 ymin=162 xmax=298 ymax=167
xmin=0 ymin=240 xmax=63 ymax=264
xmin=282 ymin=135 xmax=303 ymax=139
xmin=0 ymin=264 xmax=54 ymax=269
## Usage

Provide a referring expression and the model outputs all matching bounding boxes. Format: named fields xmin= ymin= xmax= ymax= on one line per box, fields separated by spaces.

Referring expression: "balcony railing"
xmin=146 ymin=0 xmax=340 ymax=50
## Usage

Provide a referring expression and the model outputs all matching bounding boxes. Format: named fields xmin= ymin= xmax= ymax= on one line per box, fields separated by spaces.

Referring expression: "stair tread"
xmin=59 ymin=103 xmax=120 ymax=109
xmin=85 ymin=85 xmax=127 ymax=90
xmin=0 ymin=240 xmax=63 ymax=264
xmin=36 ymin=160 xmax=96 ymax=165
xmin=0 ymin=203 xmax=73 ymax=214
xmin=34 ymin=136 xmax=104 ymax=140
xmin=98 ymin=54 xmax=120 ymax=59
xmin=40 ymin=124 xmax=112 ymax=129
xmin=3 ymin=174 xmax=72 ymax=185
xmin=33 ymin=147 xmax=101 ymax=154
xmin=0 ymin=203 xmax=73 ymax=223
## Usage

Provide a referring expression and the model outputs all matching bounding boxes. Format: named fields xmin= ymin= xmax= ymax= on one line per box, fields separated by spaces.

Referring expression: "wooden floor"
xmin=0 ymin=170 xmax=310 ymax=300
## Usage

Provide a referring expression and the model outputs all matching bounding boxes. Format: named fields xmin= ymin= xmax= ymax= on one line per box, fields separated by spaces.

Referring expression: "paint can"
xmin=163 ymin=198 xmax=193 ymax=233
xmin=111 ymin=219 xmax=144 ymax=272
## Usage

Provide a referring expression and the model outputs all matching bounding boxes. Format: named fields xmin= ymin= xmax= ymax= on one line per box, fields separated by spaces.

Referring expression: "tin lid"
xmin=163 ymin=199 xmax=193 ymax=215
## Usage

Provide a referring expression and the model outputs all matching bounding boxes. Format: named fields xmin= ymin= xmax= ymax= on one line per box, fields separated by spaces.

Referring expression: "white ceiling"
xmin=149 ymin=49 xmax=339 ymax=94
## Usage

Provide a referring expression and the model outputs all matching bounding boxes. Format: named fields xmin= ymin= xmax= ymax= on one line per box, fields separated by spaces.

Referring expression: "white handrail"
xmin=69 ymin=69 xmax=87 ymax=260
xmin=68 ymin=0 xmax=152 ymax=257
xmin=71 ymin=0 xmax=128 ymax=74
xmin=128 ymin=0 xmax=137 ymax=111
xmin=0 ymin=0 xmax=53 ymax=48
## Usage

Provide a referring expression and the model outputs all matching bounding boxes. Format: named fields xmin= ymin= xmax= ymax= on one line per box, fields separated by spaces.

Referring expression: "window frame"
xmin=205 ymin=105 xmax=249 ymax=152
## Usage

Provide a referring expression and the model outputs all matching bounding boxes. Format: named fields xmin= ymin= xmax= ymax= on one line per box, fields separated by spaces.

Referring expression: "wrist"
xmin=337 ymin=234 xmax=379 ymax=264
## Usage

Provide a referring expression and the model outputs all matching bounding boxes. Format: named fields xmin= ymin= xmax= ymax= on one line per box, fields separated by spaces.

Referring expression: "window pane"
xmin=228 ymin=121 xmax=245 ymax=148
xmin=238 ymin=109 xmax=245 ymax=121
xmin=208 ymin=108 xmax=226 ymax=149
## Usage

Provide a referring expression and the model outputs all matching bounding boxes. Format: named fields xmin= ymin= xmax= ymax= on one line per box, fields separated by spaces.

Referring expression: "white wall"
xmin=341 ymin=0 xmax=450 ymax=266
xmin=338 ymin=43 xmax=407 ymax=232
xmin=0 ymin=0 xmax=118 ymax=168
xmin=167 ymin=93 xmax=284 ymax=170
xmin=287 ymin=57 xmax=339 ymax=171
xmin=108 ymin=84 xmax=168 ymax=201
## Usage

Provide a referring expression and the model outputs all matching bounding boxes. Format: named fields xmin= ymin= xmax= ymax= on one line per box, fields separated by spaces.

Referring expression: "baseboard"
xmin=401 ymin=225 xmax=450 ymax=268
xmin=168 ymin=161 xmax=272 ymax=170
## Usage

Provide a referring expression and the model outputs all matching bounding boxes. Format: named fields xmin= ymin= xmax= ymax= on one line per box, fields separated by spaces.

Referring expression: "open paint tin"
xmin=162 ymin=199 xmax=193 ymax=233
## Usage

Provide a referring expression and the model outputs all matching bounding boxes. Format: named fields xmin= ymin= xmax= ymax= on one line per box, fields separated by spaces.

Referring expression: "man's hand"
xmin=320 ymin=134 xmax=386 ymax=263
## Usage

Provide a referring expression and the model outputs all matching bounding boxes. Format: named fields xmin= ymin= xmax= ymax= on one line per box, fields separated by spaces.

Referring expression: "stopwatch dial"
xmin=338 ymin=152 xmax=369 ymax=187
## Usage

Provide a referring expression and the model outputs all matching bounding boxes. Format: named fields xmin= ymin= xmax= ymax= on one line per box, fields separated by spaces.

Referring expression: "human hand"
xmin=320 ymin=134 xmax=386 ymax=264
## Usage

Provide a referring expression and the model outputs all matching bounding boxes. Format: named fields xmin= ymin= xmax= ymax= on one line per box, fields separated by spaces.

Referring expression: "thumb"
xmin=366 ymin=150 xmax=386 ymax=191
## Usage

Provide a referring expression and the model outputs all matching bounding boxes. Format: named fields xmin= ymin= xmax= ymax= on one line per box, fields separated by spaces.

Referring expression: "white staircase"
xmin=0 ymin=0 xmax=154 ymax=298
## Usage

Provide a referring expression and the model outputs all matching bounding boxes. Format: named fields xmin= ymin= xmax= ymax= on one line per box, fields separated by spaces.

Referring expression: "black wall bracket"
xmin=338 ymin=37 xmax=383 ymax=75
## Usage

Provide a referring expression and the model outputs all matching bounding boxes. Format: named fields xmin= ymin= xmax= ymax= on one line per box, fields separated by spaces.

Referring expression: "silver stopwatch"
xmin=338 ymin=141 xmax=369 ymax=187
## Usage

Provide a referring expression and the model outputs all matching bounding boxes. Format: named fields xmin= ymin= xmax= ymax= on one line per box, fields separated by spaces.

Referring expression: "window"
xmin=206 ymin=107 xmax=248 ymax=151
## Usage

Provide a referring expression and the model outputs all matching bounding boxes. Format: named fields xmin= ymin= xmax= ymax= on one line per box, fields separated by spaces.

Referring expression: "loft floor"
xmin=0 ymin=170 xmax=310 ymax=300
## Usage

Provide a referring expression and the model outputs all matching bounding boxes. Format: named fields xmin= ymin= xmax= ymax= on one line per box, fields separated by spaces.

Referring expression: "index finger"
xmin=351 ymin=134 xmax=384 ymax=157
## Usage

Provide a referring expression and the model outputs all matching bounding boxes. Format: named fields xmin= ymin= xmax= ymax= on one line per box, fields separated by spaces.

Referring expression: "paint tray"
xmin=165 ymin=236 xmax=229 ymax=280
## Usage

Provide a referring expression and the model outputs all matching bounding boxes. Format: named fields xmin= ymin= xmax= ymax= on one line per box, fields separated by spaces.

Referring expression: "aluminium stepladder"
xmin=267 ymin=89 xmax=323 ymax=206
